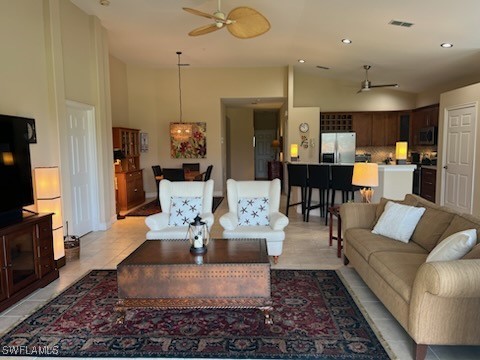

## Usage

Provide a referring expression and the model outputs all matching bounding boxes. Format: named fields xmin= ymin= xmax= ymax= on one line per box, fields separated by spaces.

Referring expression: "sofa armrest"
xmin=270 ymin=212 xmax=289 ymax=230
xmin=339 ymin=202 xmax=377 ymax=232
xmin=412 ymin=260 xmax=480 ymax=299
xmin=408 ymin=259 xmax=480 ymax=344
xmin=145 ymin=212 xmax=170 ymax=230
xmin=219 ymin=212 xmax=238 ymax=231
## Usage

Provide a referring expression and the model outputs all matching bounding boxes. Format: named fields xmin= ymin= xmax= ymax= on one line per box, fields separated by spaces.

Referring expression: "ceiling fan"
xmin=358 ymin=65 xmax=398 ymax=93
xmin=183 ymin=0 xmax=270 ymax=39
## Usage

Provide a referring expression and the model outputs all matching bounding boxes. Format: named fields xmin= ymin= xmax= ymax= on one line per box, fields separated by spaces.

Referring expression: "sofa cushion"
xmin=369 ymin=251 xmax=427 ymax=303
xmin=372 ymin=196 xmax=418 ymax=228
xmin=372 ymin=201 xmax=426 ymax=243
xmin=426 ymin=229 xmax=477 ymax=262
xmin=439 ymin=214 xmax=480 ymax=243
xmin=463 ymin=243 xmax=480 ymax=259
xmin=345 ymin=228 xmax=427 ymax=263
xmin=411 ymin=206 xmax=455 ymax=252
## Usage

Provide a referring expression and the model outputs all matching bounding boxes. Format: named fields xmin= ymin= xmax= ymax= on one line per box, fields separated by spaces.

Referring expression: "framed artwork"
xmin=170 ymin=122 xmax=206 ymax=158
xmin=140 ymin=132 xmax=148 ymax=152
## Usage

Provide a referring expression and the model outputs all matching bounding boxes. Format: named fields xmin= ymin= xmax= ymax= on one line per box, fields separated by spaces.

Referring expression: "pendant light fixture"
xmin=170 ymin=51 xmax=192 ymax=143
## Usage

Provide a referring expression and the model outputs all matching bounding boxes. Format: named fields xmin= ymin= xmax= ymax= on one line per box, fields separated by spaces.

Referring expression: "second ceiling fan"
xmin=358 ymin=65 xmax=398 ymax=93
xmin=183 ymin=0 xmax=270 ymax=39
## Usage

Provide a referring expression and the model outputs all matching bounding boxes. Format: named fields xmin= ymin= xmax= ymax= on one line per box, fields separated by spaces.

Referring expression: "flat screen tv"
xmin=0 ymin=114 xmax=34 ymax=227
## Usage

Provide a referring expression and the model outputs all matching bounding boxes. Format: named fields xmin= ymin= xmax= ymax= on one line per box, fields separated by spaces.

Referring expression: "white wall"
xmin=438 ymin=83 xmax=480 ymax=216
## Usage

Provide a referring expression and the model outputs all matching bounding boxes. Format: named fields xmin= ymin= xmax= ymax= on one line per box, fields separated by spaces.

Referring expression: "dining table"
xmin=155 ymin=169 xmax=201 ymax=182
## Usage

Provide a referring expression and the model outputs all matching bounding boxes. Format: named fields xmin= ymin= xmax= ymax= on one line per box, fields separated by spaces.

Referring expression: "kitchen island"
xmin=290 ymin=162 xmax=416 ymax=217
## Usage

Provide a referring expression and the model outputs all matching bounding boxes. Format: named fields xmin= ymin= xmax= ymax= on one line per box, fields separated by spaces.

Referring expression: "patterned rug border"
xmin=336 ymin=269 xmax=396 ymax=360
xmin=0 ymin=269 xmax=391 ymax=359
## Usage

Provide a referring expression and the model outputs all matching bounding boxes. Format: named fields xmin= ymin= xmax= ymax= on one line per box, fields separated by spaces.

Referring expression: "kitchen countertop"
xmin=420 ymin=165 xmax=438 ymax=170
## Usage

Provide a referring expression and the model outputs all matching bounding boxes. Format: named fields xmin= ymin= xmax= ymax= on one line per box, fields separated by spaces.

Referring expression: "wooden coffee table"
xmin=116 ymin=238 xmax=273 ymax=324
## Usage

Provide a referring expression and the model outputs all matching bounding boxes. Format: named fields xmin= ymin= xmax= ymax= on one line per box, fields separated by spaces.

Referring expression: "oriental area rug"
xmin=0 ymin=270 xmax=390 ymax=359
xmin=126 ymin=196 xmax=223 ymax=217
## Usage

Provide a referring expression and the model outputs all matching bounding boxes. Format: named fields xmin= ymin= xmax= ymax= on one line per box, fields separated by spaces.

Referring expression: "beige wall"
xmin=109 ymin=55 xmax=129 ymax=127
xmin=293 ymin=68 xmax=417 ymax=111
xmin=0 ymin=0 xmax=55 ymax=166
xmin=124 ymin=65 xmax=288 ymax=195
xmin=437 ymin=83 xmax=480 ymax=216
xmin=226 ymin=108 xmax=254 ymax=180
xmin=0 ymin=0 xmax=115 ymax=259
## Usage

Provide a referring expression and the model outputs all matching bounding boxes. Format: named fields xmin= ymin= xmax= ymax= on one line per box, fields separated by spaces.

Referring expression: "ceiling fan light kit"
xmin=183 ymin=0 xmax=270 ymax=39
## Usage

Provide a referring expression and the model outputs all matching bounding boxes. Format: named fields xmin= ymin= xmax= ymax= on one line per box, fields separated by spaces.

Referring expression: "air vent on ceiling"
xmin=316 ymin=65 xmax=330 ymax=70
xmin=389 ymin=20 xmax=414 ymax=27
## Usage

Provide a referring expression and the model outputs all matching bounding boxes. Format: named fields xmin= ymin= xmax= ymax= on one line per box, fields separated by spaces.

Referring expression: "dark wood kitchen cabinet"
xmin=0 ymin=214 xmax=59 ymax=312
xmin=352 ymin=113 xmax=373 ymax=146
xmin=411 ymin=104 xmax=439 ymax=145
xmin=420 ymin=167 xmax=437 ymax=202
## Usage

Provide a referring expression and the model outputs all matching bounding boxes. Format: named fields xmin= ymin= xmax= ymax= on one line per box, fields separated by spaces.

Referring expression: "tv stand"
xmin=0 ymin=214 xmax=59 ymax=312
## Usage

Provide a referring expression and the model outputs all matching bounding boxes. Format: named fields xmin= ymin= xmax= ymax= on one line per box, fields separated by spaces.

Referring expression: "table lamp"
xmin=290 ymin=144 xmax=299 ymax=162
xmin=395 ymin=142 xmax=408 ymax=164
xmin=352 ymin=162 xmax=379 ymax=203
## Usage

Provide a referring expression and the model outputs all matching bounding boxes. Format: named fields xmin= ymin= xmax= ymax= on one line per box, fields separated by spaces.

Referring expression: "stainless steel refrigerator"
xmin=320 ymin=132 xmax=356 ymax=163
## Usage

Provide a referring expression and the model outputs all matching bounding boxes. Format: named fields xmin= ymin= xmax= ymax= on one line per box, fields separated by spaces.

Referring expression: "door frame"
xmin=64 ymin=100 xmax=101 ymax=234
xmin=440 ymin=101 xmax=477 ymax=213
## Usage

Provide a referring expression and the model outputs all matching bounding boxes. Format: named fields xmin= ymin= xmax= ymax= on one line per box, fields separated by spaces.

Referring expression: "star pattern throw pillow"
xmin=237 ymin=197 xmax=270 ymax=226
xmin=168 ymin=196 xmax=203 ymax=226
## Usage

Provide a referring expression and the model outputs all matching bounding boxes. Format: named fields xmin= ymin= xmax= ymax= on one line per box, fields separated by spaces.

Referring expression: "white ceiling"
xmin=71 ymin=0 xmax=480 ymax=94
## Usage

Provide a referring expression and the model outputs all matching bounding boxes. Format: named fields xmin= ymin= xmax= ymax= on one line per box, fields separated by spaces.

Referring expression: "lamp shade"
xmin=36 ymin=197 xmax=63 ymax=229
xmin=352 ymin=162 xmax=379 ymax=187
xmin=396 ymin=142 xmax=408 ymax=161
xmin=170 ymin=122 xmax=193 ymax=142
xmin=34 ymin=167 xmax=61 ymax=199
xmin=290 ymin=144 xmax=299 ymax=159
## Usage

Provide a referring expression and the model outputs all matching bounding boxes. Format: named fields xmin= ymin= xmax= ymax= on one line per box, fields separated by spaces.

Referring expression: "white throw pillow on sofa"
xmin=168 ymin=196 xmax=203 ymax=226
xmin=426 ymin=229 xmax=477 ymax=262
xmin=372 ymin=201 xmax=426 ymax=243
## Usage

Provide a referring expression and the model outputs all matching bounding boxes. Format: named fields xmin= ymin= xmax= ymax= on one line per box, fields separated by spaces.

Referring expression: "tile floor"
xmin=0 ymin=197 xmax=479 ymax=360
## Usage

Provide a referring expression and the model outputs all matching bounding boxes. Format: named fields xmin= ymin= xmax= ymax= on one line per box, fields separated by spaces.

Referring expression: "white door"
xmin=443 ymin=105 xmax=476 ymax=213
xmin=66 ymin=102 xmax=97 ymax=236
xmin=254 ymin=129 xmax=276 ymax=179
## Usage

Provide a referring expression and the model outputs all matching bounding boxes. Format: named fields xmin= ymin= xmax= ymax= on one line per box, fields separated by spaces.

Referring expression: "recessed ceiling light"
xmin=341 ymin=39 xmax=352 ymax=44
xmin=298 ymin=59 xmax=306 ymax=63
xmin=440 ymin=43 xmax=453 ymax=48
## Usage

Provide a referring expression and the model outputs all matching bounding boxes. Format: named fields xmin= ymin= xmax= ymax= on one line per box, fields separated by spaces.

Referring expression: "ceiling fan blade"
xmin=188 ymin=23 xmax=222 ymax=36
xmin=183 ymin=7 xmax=226 ymax=22
xmin=370 ymin=84 xmax=399 ymax=88
xmin=226 ymin=7 xmax=271 ymax=39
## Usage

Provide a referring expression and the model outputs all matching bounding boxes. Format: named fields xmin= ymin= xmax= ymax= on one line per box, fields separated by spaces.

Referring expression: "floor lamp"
xmin=352 ymin=162 xmax=379 ymax=203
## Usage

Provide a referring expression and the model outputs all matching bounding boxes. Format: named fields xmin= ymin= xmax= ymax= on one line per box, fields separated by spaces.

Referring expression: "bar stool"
xmin=286 ymin=163 xmax=308 ymax=221
xmin=305 ymin=164 xmax=330 ymax=222
xmin=330 ymin=165 xmax=356 ymax=207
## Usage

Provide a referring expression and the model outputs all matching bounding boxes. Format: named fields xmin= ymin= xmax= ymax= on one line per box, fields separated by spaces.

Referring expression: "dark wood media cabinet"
xmin=0 ymin=213 xmax=59 ymax=313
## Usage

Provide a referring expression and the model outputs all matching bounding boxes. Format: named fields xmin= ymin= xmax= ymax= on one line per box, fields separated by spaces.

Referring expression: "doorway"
xmin=65 ymin=101 xmax=99 ymax=236
xmin=442 ymin=104 xmax=477 ymax=213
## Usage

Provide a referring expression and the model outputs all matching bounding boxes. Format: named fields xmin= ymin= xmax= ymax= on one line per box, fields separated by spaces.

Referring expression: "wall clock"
xmin=26 ymin=119 xmax=37 ymax=144
xmin=299 ymin=122 xmax=309 ymax=133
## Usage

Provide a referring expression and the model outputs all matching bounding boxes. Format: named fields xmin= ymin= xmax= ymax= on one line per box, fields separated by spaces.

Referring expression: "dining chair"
xmin=151 ymin=165 xmax=163 ymax=205
xmin=182 ymin=163 xmax=200 ymax=172
xmin=162 ymin=168 xmax=185 ymax=181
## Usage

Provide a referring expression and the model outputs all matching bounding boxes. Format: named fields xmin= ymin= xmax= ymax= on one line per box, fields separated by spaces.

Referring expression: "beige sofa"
xmin=340 ymin=194 xmax=480 ymax=360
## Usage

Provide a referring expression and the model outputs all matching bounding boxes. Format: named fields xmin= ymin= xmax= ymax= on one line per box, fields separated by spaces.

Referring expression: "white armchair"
xmin=219 ymin=178 xmax=289 ymax=263
xmin=145 ymin=179 xmax=214 ymax=240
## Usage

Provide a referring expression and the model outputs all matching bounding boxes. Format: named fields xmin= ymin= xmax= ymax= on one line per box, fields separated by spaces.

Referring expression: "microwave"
xmin=418 ymin=126 xmax=437 ymax=145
